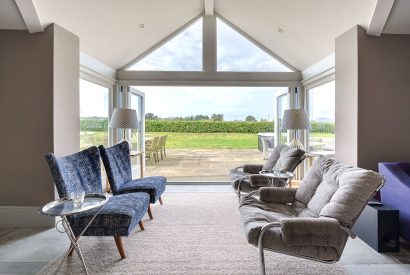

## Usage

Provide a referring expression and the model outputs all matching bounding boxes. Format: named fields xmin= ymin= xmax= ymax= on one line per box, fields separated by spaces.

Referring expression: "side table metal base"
xmin=54 ymin=206 xmax=103 ymax=275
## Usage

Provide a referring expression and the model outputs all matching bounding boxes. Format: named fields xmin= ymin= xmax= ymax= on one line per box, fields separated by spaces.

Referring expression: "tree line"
xmin=145 ymin=113 xmax=262 ymax=122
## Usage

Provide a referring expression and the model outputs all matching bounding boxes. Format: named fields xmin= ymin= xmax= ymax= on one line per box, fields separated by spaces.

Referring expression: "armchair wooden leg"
xmin=147 ymin=205 xmax=154 ymax=219
xmin=114 ymin=236 xmax=126 ymax=259
xmin=138 ymin=220 xmax=145 ymax=230
xmin=159 ymin=196 xmax=163 ymax=205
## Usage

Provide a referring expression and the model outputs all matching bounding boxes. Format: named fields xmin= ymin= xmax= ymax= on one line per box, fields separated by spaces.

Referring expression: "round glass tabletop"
xmin=259 ymin=170 xmax=295 ymax=179
xmin=40 ymin=194 xmax=108 ymax=217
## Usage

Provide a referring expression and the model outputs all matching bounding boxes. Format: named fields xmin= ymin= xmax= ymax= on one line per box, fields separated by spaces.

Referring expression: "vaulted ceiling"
xmin=1 ymin=0 xmax=409 ymax=71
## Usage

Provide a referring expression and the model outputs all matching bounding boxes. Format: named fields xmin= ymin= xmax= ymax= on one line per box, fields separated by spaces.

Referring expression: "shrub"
xmin=310 ymin=121 xmax=335 ymax=133
xmin=146 ymin=120 xmax=274 ymax=133
xmin=80 ymin=117 xmax=108 ymax=131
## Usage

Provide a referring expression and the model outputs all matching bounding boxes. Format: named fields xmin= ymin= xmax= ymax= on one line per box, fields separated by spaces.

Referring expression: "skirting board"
xmin=0 ymin=206 xmax=55 ymax=228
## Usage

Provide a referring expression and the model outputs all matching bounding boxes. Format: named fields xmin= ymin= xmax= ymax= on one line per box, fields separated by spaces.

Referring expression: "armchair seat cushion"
xmin=240 ymin=200 xmax=344 ymax=262
xmin=117 ymin=176 xmax=167 ymax=203
xmin=68 ymin=192 xmax=150 ymax=237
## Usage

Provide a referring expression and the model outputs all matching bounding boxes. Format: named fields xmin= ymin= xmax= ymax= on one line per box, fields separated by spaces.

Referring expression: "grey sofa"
xmin=239 ymin=157 xmax=384 ymax=275
xmin=230 ymin=144 xmax=305 ymax=195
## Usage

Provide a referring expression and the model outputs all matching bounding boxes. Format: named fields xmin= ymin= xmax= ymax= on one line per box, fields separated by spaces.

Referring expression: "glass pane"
xmin=217 ymin=18 xmax=292 ymax=72
xmin=132 ymin=86 xmax=288 ymax=182
xmin=80 ymin=79 xmax=109 ymax=150
xmin=130 ymin=92 xmax=143 ymax=151
xmin=126 ymin=18 xmax=203 ymax=71
xmin=276 ymin=94 xmax=289 ymax=144
xmin=308 ymin=80 xmax=335 ymax=155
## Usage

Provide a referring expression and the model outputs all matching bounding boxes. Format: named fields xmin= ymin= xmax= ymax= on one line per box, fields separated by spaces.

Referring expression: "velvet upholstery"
xmin=99 ymin=141 xmax=166 ymax=203
xmin=45 ymin=147 xmax=149 ymax=237
xmin=239 ymin=157 xmax=384 ymax=262
xmin=379 ymin=162 xmax=410 ymax=241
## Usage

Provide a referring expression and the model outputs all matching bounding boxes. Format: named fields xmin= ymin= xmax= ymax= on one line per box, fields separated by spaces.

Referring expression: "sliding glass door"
xmin=276 ymin=92 xmax=289 ymax=145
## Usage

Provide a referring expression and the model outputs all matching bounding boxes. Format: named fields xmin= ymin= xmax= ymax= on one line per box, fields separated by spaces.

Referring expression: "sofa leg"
xmin=147 ymin=205 xmax=154 ymax=219
xmin=159 ymin=196 xmax=163 ymax=205
xmin=114 ymin=236 xmax=126 ymax=259
xmin=259 ymin=244 xmax=266 ymax=275
xmin=68 ymin=244 xmax=74 ymax=256
xmin=138 ymin=221 xmax=145 ymax=230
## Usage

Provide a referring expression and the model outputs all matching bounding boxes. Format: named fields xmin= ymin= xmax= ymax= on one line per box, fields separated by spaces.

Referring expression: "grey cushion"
xmin=259 ymin=187 xmax=297 ymax=203
xmin=295 ymin=157 xmax=384 ymax=227
xmin=262 ymin=144 xmax=305 ymax=172
xmin=239 ymin=156 xmax=384 ymax=262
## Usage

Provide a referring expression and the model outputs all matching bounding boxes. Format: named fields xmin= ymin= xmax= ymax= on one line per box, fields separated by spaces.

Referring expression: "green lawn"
xmin=81 ymin=131 xmax=335 ymax=150
xmin=147 ymin=132 xmax=258 ymax=149
xmin=309 ymin=132 xmax=335 ymax=138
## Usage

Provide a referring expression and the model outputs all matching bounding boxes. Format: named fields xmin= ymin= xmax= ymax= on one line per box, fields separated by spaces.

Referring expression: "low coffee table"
xmin=40 ymin=194 xmax=108 ymax=274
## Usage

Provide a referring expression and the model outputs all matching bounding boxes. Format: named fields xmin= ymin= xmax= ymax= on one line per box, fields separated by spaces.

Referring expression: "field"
xmin=80 ymin=131 xmax=335 ymax=150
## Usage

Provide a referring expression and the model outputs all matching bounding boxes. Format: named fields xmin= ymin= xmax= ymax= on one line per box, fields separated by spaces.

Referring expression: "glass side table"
xmin=258 ymin=170 xmax=295 ymax=187
xmin=40 ymin=194 xmax=108 ymax=275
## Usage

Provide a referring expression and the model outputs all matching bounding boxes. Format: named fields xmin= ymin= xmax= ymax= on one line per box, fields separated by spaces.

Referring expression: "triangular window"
xmin=126 ymin=18 xmax=203 ymax=71
xmin=217 ymin=18 xmax=292 ymax=72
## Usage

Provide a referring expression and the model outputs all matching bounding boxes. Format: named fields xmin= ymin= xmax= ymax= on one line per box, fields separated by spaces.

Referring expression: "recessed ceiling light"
xmin=277 ymin=28 xmax=284 ymax=33
xmin=138 ymin=24 xmax=145 ymax=29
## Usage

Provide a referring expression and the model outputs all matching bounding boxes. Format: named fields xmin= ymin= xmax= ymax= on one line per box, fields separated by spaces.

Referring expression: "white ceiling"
xmin=1 ymin=0 xmax=409 ymax=71
xmin=0 ymin=0 xmax=26 ymax=30
xmin=33 ymin=0 xmax=204 ymax=69
xmin=384 ymin=0 xmax=410 ymax=34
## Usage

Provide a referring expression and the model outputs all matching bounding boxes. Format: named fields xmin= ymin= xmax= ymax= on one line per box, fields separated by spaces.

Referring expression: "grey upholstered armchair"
xmin=239 ymin=157 xmax=384 ymax=275
xmin=230 ymin=144 xmax=305 ymax=195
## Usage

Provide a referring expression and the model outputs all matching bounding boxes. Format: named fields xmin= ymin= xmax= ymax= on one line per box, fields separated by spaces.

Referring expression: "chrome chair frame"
xmin=250 ymin=177 xmax=385 ymax=275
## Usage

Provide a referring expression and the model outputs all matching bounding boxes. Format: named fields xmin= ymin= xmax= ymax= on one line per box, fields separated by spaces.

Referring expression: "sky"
xmin=80 ymin=16 xmax=334 ymax=122
xmin=133 ymin=86 xmax=288 ymax=121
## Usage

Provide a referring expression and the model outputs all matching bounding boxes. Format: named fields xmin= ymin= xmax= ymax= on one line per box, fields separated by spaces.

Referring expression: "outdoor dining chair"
xmin=145 ymin=136 xmax=159 ymax=165
xmin=157 ymin=135 xmax=168 ymax=160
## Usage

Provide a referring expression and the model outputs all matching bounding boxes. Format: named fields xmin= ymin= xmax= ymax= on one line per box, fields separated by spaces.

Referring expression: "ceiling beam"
xmin=204 ymin=0 xmax=214 ymax=16
xmin=367 ymin=0 xmax=395 ymax=36
xmin=14 ymin=0 xmax=43 ymax=33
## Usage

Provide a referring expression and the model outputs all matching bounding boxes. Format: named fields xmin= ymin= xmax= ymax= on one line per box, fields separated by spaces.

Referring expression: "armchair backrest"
xmin=45 ymin=146 xmax=102 ymax=198
xmin=262 ymin=144 xmax=305 ymax=172
xmin=99 ymin=141 xmax=132 ymax=195
xmin=294 ymin=157 xmax=384 ymax=228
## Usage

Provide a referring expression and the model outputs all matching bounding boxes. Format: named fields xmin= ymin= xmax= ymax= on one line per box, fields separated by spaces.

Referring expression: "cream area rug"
xmin=41 ymin=192 xmax=345 ymax=275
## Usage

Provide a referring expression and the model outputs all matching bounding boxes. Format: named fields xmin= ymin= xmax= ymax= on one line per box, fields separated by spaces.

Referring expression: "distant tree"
xmin=145 ymin=113 xmax=159 ymax=120
xmin=194 ymin=114 xmax=210 ymax=120
xmin=245 ymin=115 xmax=257 ymax=122
xmin=211 ymin=114 xmax=224 ymax=121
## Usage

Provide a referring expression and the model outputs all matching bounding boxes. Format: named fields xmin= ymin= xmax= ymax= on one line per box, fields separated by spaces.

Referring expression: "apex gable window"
xmin=216 ymin=18 xmax=293 ymax=72
xmin=126 ymin=18 xmax=203 ymax=71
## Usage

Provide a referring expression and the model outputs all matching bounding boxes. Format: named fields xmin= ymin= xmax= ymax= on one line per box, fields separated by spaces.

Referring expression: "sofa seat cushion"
xmin=239 ymin=198 xmax=343 ymax=262
xmin=117 ymin=176 xmax=167 ymax=203
xmin=68 ymin=192 xmax=150 ymax=236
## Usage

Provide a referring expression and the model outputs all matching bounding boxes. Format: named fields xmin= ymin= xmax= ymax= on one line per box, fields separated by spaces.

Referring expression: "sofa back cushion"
xmin=295 ymin=157 xmax=384 ymax=227
xmin=262 ymin=144 xmax=305 ymax=172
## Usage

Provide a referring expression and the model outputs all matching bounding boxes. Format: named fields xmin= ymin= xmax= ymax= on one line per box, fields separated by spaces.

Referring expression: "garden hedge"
xmin=80 ymin=118 xmax=335 ymax=134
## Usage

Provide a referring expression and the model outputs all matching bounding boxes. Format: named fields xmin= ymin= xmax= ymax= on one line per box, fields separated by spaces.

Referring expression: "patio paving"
xmin=134 ymin=149 xmax=264 ymax=182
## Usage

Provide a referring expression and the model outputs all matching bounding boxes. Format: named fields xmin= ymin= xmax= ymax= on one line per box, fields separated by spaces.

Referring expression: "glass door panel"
xmin=129 ymin=88 xmax=145 ymax=152
xmin=80 ymin=79 xmax=109 ymax=150
xmin=276 ymin=93 xmax=289 ymax=145
xmin=307 ymin=80 xmax=335 ymax=156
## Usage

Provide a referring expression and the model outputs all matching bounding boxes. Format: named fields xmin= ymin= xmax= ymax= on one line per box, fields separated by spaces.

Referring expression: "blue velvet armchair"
xmin=45 ymin=146 xmax=150 ymax=259
xmin=379 ymin=162 xmax=410 ymax=242
xmin=99 ymin=141 xmax=167 ymax=219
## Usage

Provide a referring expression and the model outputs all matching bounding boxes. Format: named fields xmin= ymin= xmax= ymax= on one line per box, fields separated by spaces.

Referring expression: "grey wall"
xmin=0 ymin=24 xmax=79 ymax=226
xmin=335 ymin=25 xmax=410 ymax=171
xmin=335 ymin=26 xmax=359 ymax=166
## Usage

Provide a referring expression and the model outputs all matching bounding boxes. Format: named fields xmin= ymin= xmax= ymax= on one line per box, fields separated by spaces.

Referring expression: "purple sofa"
xmin=378 ymin=162 xmax=410 ymax=241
